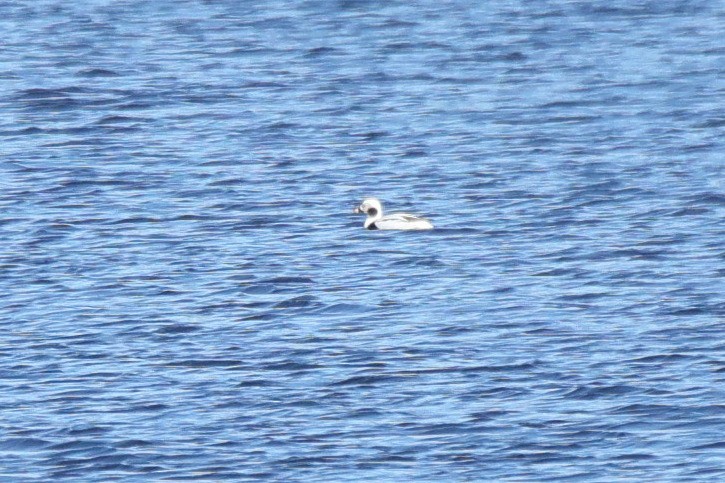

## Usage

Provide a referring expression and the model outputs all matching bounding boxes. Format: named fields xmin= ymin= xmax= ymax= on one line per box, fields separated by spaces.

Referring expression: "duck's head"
xmin=353 ymin=197 xmax=383 ymax=218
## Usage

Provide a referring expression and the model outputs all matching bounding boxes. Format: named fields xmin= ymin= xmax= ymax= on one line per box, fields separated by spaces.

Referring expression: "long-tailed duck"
xmin=353 ymin=197 xmax=434 ymax=230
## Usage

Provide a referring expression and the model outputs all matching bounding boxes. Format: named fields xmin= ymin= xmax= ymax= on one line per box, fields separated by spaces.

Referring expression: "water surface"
xmin=1 ymin=1 xmax=723 ymax=481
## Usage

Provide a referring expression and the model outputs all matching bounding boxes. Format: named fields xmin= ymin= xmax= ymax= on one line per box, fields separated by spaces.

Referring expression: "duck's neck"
xmin=364 ymin=212 xmax=382 ymax=228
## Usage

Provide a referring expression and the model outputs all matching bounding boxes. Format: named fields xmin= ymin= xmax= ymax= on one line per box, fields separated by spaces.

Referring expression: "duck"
xmin=353 ymin=197 xmax=434 ymax=230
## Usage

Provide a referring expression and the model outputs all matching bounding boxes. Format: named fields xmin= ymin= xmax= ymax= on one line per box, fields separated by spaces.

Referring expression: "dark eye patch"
xmin=367 ymin=207 xmax=378 ymax=216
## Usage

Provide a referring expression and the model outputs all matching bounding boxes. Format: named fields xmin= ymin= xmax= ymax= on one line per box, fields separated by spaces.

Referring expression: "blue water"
xmin=1 ymin=1 xmax=723 ymax=481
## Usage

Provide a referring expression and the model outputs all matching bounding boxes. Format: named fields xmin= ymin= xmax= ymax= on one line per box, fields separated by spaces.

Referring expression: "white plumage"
xmin=353 ymin=198 xmax=434 ymax=230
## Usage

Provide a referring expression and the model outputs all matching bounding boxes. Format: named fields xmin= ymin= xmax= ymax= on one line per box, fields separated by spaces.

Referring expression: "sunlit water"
xmin=1 ymin=1 xmax=723 ymax=481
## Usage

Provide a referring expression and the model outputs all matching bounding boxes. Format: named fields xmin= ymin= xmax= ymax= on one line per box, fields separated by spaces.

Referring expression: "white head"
xmin=353 ymin=197 xmax=383 ymax=228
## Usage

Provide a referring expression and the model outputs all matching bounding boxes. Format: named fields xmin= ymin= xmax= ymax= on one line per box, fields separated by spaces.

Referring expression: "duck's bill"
xmin=353 ymin=206 xmax=362 ymax=213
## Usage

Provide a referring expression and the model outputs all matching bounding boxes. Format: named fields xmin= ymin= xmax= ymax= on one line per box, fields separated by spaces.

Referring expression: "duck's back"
xmin=374 ymin=213 xmax=434 ymax=230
